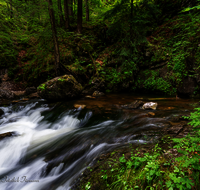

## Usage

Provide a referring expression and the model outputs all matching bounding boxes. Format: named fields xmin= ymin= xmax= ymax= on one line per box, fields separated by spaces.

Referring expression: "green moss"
xmin=37 ymin=84 xmax=46 ymax=91
xmin=58 ymin=78 xmax=66 ymax=82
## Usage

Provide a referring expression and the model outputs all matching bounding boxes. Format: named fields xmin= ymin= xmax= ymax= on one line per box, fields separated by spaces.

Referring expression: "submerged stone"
xmin=122 ymin=100 xmax=144 ymax=109
xmin=148 ymin=112 xmax=155 ymax=116
xmin=0 ymin=132 xmax=16 ymax=141
xmin=74 ymin=104 xmax=86 ymax=109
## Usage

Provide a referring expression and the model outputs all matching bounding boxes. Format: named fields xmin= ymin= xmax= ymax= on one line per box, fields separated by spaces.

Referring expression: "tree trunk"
xmin=64 ymin=0 xmax=70 ymax=29
xmin=10 ymin=0 xmax=13 ymax=18
xmin=58 ymin=0 xmax=64 ymax=26
xmin=47 ymin=0 xmax=61 ymax=75
xmin=130 ymin=0 xmax=133 ymax=37
xmin=130 ymin=0 xmax=133 ymax=53
xmin=77 ymin=0 xmax=82 ymax=33
xmin=69 ymin=0 xmax=73 ymax=17
xmin=85 ymin=0 xmax=89 ymax=21
xmin=74 ymin=0 xmax=75 ymax=15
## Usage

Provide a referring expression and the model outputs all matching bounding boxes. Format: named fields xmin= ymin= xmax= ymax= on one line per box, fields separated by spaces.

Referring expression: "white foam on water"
xmin=0 ymin=101 xmax=131 ymax=190
xmin=0 ymin=103 xmax=80 ymax=186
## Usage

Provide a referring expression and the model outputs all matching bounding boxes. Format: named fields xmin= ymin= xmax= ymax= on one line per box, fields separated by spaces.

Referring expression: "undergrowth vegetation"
xmin=1 ymin=0 xmax=200 ymax=93
xmin=141 ymin=11 xmax=200 ymax=95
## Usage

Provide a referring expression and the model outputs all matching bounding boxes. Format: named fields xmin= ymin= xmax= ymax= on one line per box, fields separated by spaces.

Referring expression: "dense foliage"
xmin=1 ymin=0 xmax=199 ymax=95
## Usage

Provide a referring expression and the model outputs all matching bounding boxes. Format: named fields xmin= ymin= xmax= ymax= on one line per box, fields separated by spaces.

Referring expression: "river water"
xmin=0 ymin=94 xmax=198 ymax=190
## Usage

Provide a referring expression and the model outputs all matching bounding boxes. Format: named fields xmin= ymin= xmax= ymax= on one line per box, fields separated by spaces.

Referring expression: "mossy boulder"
xmin=37 ymin=75 xmax=83 ymax=101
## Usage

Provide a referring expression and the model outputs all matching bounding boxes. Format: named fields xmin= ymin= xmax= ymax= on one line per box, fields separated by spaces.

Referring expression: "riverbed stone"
xmin=142 ymin=102 xmax=158 ymax=110
xmin=74 ymin=104 xmax=86 ymax=109
xmin=37 ymin=75 xmax=83 ymax=101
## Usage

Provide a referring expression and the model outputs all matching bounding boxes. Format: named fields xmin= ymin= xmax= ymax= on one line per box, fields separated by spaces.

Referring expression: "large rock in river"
xmin=37 ymin=75 xmax=83 ymax=100
xmin=142 ymin=102 xmax=158 ymax=110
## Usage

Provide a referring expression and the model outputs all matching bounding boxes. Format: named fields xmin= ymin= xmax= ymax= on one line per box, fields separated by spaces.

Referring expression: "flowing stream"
xmin=0 ymin=94 xmax=198 ymax=190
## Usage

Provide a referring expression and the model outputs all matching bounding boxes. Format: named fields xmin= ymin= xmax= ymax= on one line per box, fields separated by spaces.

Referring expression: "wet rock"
xmin=167 ymin=114 xmax=189 ymax=122
xmin=37 ymin=75 xmax=83 ymax=101
xmin=142 ymin=102 xmax=158 ymax=110
xmin=0 ymin=88 xmax=15 ymax=99
xmin=21 ymin=98 xmax=29 ymax=101
xmin=167 ymin=125 xmax=184 ymax=135
xmin=74 ymin=104 xmax=86 ymax=109
xmin=167 ymin=115 xmax=180 ymax=122
xmin=177 ymin=77 xmax=197 ymax=98
xmin=0 ymin=109 xmax=4 ymax=116
xmin=85 ymin=95 xmax=95 ymax=99
xmin=28 ymin=92 xmax=40 ymax=99
xmin=0 ymin=132 xmax=15 ymax=141
xmin=12 ymin=91 xmax=25 ymax=98
xmin=25 ymin=87 xmax=37 ymax=95
xmin=92 ymin=91 xmax=105 ymax=96
xmin=122 ymin=100 xmax=144 ymax=109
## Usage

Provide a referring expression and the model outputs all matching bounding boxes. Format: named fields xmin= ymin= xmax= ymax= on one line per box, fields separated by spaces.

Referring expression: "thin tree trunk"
xmin=58 ymin=0 xmax=64 ymax=26
xmin=69 ymin=0 xmax=73 ymax=17
xmin=130 ymin=0 xmax=133 ymax=37
xmin=64 ymin=0 xmax=70 ymax=29
xmin=74 ymin=0 xmax=75 ymax=15
xmin=77 ymin=0 xmax=82 ymax=33
xmin=47 ymin=0 xmax=61 ymax=75
xmin=10 ymin=0 xmax=13 ymax=18
xmin=85 ymin=0 xmax=89 ymax=21
xmin=130 ymin=0 xmax=133 ymax=53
